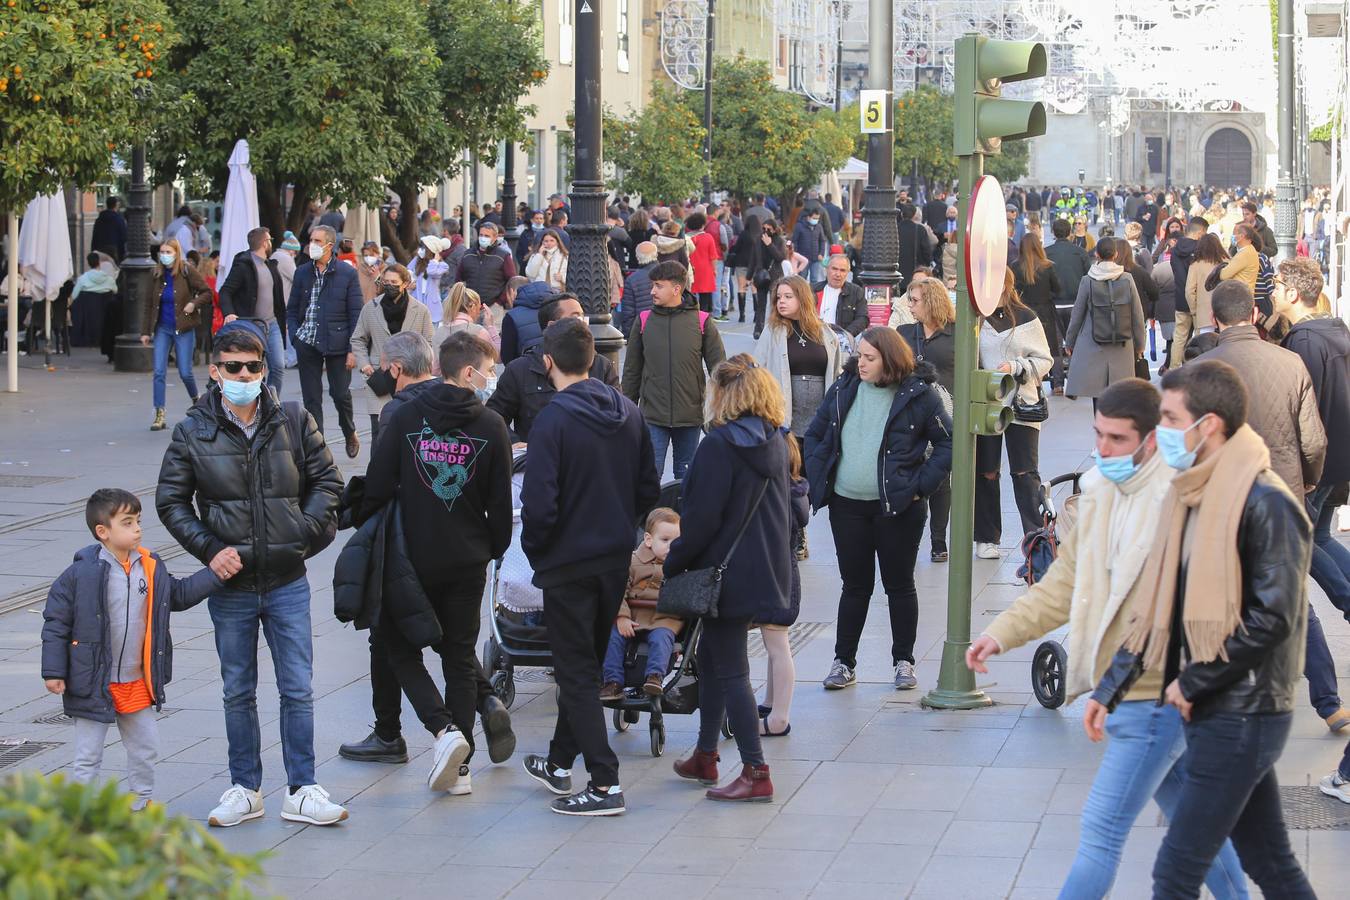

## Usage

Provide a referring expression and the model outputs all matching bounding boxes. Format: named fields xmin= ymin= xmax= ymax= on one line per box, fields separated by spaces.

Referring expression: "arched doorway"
xmin=1204 ymin=128 xmax=1252 ymax=186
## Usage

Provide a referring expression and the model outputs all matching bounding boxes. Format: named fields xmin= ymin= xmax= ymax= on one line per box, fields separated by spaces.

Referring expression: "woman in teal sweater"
xmin=803 ymin=327 xmax=953 ymax=693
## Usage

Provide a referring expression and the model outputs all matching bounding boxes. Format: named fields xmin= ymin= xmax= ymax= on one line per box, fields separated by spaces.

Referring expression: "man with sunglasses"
xmin=156 ymin=319 xmax=346 ymax=828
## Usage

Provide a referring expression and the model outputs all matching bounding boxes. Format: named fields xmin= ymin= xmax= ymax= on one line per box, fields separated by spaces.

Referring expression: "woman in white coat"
xmin=753 ymin=274 xmax=843 ymax=437
xmin=525 ymin=228 xmax=568 ymax=291
xmin=413 ymin=235 xmax=450 ymax=324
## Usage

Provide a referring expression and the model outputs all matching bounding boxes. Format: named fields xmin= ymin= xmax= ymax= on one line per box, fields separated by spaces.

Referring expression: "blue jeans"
xmin=1154 ymin=712 xmax=1313 ymax=899
xmin=152 ymin=324 xmax=198 ymax=409
xmin=1061 ymin=701 xmax=1248 ymax=899
xmin=712 ymin=261 xmax=726 ymax=317
xmin=649 ymin=425 xmax=700 ymax=480
xmin=1307 ymin=482 xmax=1350 ymax=620
xmin=261 ymin=319 xmax=285 ymax=394
xmin=1306 ymin=599 xmax=1343 ymax=717
xmin=208 ymin=577 xmax=316 ymax=791
xmin=602 ymin=625 xmax=676 ymax=685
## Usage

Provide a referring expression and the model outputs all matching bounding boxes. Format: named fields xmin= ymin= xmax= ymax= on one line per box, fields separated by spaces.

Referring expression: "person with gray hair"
xmin=217 ymin=225 xmax=287 ymax=392
xmin=618 ymin=241 xmax=659 ymax=336
xmin=286 ymin=223 xmax=366 ymax=458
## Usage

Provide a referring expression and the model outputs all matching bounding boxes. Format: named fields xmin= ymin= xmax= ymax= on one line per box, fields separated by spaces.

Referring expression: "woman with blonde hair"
xmin=140 ymin=238 xmax=212 ymax=430
xmin=804 ymin=327 xmax=953 ymax=692
xmin=753 ymin=275 xmax=843 ymax=436
xmin=436 ymin=282 xmax=499 ymax=355
xmin=668 ymin=353 xmax=793 ymax=802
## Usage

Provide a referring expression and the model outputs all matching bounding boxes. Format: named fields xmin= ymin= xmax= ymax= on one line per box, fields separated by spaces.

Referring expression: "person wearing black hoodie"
xmin=359 ymin=331 xmax=514 ymax=796
xmin=667 ymin=354 xmax=793 ymax=803
xmin=1168 ymin=217 xmax=1207 ymax=369
xmin=520 ymin=317 xmax=661 ymax=817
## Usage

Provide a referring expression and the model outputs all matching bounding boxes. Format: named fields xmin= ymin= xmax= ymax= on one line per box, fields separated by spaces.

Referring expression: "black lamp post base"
xmin=114 ymin=335 xmax=153 ymax=373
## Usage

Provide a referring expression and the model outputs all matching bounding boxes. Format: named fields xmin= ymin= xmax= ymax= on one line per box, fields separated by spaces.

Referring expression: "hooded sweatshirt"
xmin=1283 ymin=315 xmax=1350 ymax=483
xmin=363 ymin=381 xmax=514 ymax=586
xmin=520 ymin=378 xmax=661 ymax=588
xmin=1170 ymin=236 xmax=1199 ymax=314
xmin=663 ymin=416 xmax=792 ymax=622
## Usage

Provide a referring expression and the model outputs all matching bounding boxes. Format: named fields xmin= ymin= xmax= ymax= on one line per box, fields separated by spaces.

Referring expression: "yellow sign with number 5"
xmin=859 ymin=89 xmax=889 ymax=134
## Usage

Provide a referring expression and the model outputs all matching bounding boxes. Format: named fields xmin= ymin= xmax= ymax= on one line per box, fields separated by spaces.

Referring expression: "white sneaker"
xmin=976 ymin=542 xmax=1001 ymax=560
xmin=428 ymin=729 xmax=471 ymax=791
xmin=449 ymin=764 xmax=472 ymax=796
xmin=280 ymin=784 xmax=348 ymax=825
xmin=207 ymin=784 xmax=264 ymax=827
xmin=1319 ymin=772 xmax=1350 ymax=804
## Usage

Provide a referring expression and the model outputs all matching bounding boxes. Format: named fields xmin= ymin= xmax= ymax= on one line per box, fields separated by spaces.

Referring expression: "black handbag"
xmin=1013 ymin=379 xmax=1050 ymax=423
xmin=657 ymin=478 xmax=770 ymax=619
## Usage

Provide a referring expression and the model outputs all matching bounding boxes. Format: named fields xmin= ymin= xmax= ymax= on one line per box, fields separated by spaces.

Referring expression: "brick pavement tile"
xmin=838 ymin=722 xmax=1010 ymax=766
xmin=783 ymin=761 xmax=900 ymax=816
xmin=638 ymin=834 xmax=753 ymax=877
xmin=505 ymin=879 xmax=613 ymax=900
xmin=670 ymin=799 xmax=780 ymax=839
xmin=302 ymin=867 xmax=430 ymax=900
xmin=1007 ymin=889 xmax=1061 ymax=900
xmin=911 ymin=853 xmax=1021 ymax=898
xmin=456 ymin=827 xmax=574 ymax=870
xmin=421 ymin=864 xmax=530 ymax=899
xmin=1013 ymin=847 xmax=1075 ymax=890
xmin=262 ymin=836 xmax=354 ymax=880
xmin=820 ymin=841 xmax=928 ymax=886
xmin=531 ymin=839 xmax=643 ymax=883
xmin=345 ymin=832 xmax=463 ymax=874
xmin=717 ymin=847 xmax=835 ymax=891
xmin=394 ymin=799 xmax=516 ymax=837
xmin=874 ymin=764 xmax=981 ymax=812
xmin=935 ymin=819 xmax=1038 ymax=858
xmin=850 ymin=807 xmax=953 ymax=846
xmin=753 ymin=813 xmax=861 ymax=852
xmin=610 ymin=871 xmax=720 ymax=900
xmin=954 ymin=766 xmax=1063 ymax=823
xmin=1031 ymin=813 xmax=1083 ymax=851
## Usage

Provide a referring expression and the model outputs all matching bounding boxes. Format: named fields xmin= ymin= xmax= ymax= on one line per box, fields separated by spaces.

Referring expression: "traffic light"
xmin=970 ymin=369 xmax=1015 ymax=435
xmin=954 ymin=35 xmax=1048 ymax=157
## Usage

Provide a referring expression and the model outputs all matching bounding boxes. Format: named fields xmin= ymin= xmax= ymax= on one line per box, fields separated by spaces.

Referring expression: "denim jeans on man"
xmin=1307 ymin=482 xmax=1350 ymax=620
xmin=1305 ymin=600 xmax=1344 ymax=718
xmin=807 ymin=260 xmax=826 ymax=284
xmin=1060 ymin=701 xmax=1248 ymax=899
xmin=1152 ymin=712 xmax=1314 ymax=898
xmin=649 ymin=425 xmax=700 ymax=480
xmin=152 ymin=323 xmax=198 ymax=408
xmin=208 ymin=576 xmax=315 ymax=791
xmin=261 ymin=319 xmax=285 ymax=394
xmin=602 ymin=625 xmax=676 ymax=686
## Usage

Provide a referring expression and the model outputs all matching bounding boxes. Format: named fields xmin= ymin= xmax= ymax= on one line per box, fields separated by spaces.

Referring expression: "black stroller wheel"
xmin=613 ymin=707 xmax=631 ymax=732
xmin=490 ymin=671 xmax=516 ymax=710
xmin=481 ymin=636 xmax=502 ymax=674
xmin=720 ymin=714 xmax=734 ymax=739
xmin=624 ymin=709 xmax=640 ymax=724
xmin=650 ymin=723 xmax=665 ymax=757
xmin=1032 ymin=640 xmax=1069 ymax=709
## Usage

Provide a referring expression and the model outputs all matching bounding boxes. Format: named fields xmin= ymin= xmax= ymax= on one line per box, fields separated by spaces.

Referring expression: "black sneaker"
xmin=338 ymin=730 xmax=408 ymax=763
xmin=480 ymin=695 xmax=516 ymax=764
xmin=523 ymin=754 xmax=572 ymax=795
xmin=550 ymin=785 xmax=626 ymax=817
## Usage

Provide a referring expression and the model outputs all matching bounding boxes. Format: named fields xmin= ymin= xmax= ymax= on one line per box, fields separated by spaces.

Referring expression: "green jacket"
xmin=621 ymin=294 xmax=726 ymax=428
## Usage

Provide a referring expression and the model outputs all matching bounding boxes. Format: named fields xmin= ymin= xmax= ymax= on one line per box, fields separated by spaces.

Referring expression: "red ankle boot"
xmin=706 ymin=764 xmax=773 ymax=802
xmin=673 ymin=749 xmax=720 ymax=785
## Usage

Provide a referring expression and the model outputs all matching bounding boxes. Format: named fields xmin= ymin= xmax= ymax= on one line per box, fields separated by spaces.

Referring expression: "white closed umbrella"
xmin=217 ymin=139 xmax=259 ymax=286
xmin=343 ymin=203 xmax=382 ymax=251
xmin=18 ymin=190 xmax=74 ymax=371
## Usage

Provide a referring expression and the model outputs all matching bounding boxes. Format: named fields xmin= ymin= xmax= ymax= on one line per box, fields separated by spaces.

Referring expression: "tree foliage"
xmin=0 ymin=0 xmax=175 ymax=213
xmin=692 ymin=57 xmax=853 ymax=200
xmin=985 ymin=139 xmax=1030 ymax=184
xmin=608 ymin=84 xmax=707 ymax=203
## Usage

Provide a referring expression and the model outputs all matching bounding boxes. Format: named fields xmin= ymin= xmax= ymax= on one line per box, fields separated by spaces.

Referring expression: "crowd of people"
xmin=30 ymin=176 xmax=1350 ymax=898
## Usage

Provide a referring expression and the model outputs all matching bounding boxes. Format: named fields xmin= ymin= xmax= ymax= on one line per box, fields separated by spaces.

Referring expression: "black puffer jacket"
xmin=156 ymin=387 xmax=343 ymax=593
xmin=803 ymin=361 xmax=953 ymax=515
xmin=1091 ymin=471 xmax=1313 ymax=717
xmin=333 ymin=498 xmax=440 ymax=646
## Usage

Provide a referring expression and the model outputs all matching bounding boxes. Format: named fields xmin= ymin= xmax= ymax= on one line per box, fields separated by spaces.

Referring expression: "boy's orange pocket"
xmin=109 ymin=680 xmax=153 ymax=715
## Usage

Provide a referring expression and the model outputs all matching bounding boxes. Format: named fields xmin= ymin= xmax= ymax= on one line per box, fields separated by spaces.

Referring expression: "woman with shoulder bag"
xmin=751 ymin=221 xmax=788 ymax=341
xmin=350 ymin=263 xmax=435 ymax=443
xmin=804 ymin=327 xmax=953 ymax=692
xmin=974 ymin=270 xmax=1054 ymax=560
xmin=1063 ymin=238 xmax=1147 ymax=405
xmin=140 ymin=238 xmax=210 ymax=431
xmin=667 ymin=354 xmax=792 ymax=802
xmin=898 ymin=280 xmax=956 ymax=562
xmin=753 ymin=275 xmax=844 ymax=437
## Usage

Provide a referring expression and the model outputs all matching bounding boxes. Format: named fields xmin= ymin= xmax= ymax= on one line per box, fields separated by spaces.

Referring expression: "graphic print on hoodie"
xmin=406 ymin=424 xmax=487 ymax=509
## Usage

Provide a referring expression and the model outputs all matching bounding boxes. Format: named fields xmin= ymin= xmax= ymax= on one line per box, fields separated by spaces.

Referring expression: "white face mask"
xmin=418 ymin=247 xmax=428 ymax=259
xmin=307 ymin=242 xmax=325 ymax=261
xmin=363 ymin=255 xmax=380 ymax=267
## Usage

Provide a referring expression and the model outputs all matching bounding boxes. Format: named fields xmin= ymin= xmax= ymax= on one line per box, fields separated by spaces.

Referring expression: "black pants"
xmin=294 ymin=339 xmax=356 ymax=438
xmin=369 ymin=621 xmax=494 ymax=743
xmin=696 ymin=291 xmax=713 ymax=314
xmin=1051 ymin=309 xmax=1072 ymax=389
xmin=696 ymin=617 xmax=764 ymax=767
xmin=753 ymin=284 xmax=770 ymax=332
xmin=974 ymin=424 xmax=1041 ymax=544
xmin=374 ymin=570 xmax=486 ymax=758
xmin=368 ymin=414 xmax=381 ymax=447
xmin=828 ymin=496 xmax=925 ymax=667
xmin=928 ymin=475 xmax=951 ymax=553
xmin=544 ymin=569 xmax=627 ymax=788
xmin=1153 ymin=712 xmax=1313 ymax=898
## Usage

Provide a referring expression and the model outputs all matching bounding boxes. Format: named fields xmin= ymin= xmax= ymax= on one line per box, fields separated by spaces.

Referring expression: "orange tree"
xmin=0 ymin=0 xmax=174 ymax=214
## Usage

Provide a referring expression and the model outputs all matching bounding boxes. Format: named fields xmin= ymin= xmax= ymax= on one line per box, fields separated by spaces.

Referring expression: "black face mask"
xmin=380 ymin=284 xmax=406 ymax=303
xmin=365 ymin=367 xmax=397 ymax=398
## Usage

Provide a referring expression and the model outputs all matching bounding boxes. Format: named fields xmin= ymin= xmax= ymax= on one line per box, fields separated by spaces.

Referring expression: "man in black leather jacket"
xmin=156 ymin=321 xmax=348 ymax=828
xmin=1086 ymin=360 xmax=1315 ymax=899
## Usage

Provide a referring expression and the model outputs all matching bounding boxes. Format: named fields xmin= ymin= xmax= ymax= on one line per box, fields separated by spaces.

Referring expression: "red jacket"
xmin=689 ymin=230 xmax=719 ymax=293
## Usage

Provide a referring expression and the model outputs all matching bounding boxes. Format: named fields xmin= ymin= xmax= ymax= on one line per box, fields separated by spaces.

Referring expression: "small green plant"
xmin=0 ymin=772 xmax=264 ymax=899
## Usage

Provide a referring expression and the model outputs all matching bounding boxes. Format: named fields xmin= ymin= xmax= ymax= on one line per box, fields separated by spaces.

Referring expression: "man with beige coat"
xmin=966 ymin=378 xmax=1247 ymax=899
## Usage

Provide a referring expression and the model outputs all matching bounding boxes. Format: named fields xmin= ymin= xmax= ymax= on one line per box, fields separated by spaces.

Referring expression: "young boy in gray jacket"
xmin=41 ymin=489 xmax=239 ymax=809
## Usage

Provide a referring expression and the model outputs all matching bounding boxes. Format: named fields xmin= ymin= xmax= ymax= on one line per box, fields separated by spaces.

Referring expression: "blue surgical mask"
xmin=1156 ymin=416 xmax=1209 ymax=471
xmin=219 ymin=377 xmax=263 ymax=406
xmin=158 ymin=253 xmax=176 ymax=266
xmin=473 ymin=368 xmax=497 ymax=403
xmin=1093 ymin=435 xmax=1150 ymax=484
xmin=531 ymin=222 xmax=544 ymax=231
xmin=478 ymin=235 xmax=494 ymax=249
xmin=809 ymin=216 xmax=820 ymax=225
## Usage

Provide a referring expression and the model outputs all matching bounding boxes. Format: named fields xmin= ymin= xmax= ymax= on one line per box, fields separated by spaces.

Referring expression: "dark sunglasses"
xmin=218 ymin=360 xmax=264 ymax=375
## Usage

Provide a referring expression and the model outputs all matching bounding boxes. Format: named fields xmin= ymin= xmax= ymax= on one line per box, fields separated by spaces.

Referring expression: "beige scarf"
xmin=1124 ymin=424 xmax=1270 ymax=671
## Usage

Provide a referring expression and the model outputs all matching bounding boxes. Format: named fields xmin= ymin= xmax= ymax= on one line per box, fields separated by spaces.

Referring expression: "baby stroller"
xmin=1019 ymin=471 xmax=1083 ymax=710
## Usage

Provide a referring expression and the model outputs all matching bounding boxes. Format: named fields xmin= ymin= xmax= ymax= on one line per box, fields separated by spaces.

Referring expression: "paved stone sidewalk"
xmin=2 ymin=340 xmax=1349 ymax=898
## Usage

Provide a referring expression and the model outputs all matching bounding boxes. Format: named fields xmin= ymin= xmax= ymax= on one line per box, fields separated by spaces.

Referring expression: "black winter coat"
xmin=1014 ymin=263 xmax=1063 ymax=350
xmin=218 ymin=249 xmax=286 ymax=335
xmin=809 ymin=279 xmax=869 ymax=336
xmin=1093 ymin=472 xmax=1313 ymax=717
xmin=803 ymin=362 xmax=953 ymax=515
xmin=1283 ymin=315 xmax=1350 ymax=484
xmin=1046 ymin=240 xmax=1091 ymax=309
xmin=41 ymin=546 xmax=220 ymax=724
xmin=333 ymin=498 xmax=440 ymax=646
xmin=487 ymin=349 xmax=619 ymax=442
xmin=755 ymin=478 xmax=811 ymax=627
xmin=664 ymin=417 xmax=792 ymax=623
xmin=156 ymin=389 xmax=343 ymax=593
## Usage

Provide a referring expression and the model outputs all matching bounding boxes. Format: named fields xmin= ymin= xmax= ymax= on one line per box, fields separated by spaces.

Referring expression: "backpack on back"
xmin=1088 ymin=278 xmax=1132 ymax=346
xmin=638 ymin=309 xmax=710 ymax=334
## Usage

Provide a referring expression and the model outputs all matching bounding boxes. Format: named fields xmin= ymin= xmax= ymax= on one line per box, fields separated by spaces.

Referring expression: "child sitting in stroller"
xmin=600 ymin=507 xmax=683 ymax=700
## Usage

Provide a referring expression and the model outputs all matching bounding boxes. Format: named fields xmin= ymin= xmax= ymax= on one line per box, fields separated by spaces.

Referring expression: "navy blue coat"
xmin=618 ymin=263 xmax=655 ymax=337
xmin=41 ymin=546 xmax=220 ymax=724
xmin=664 ymin=417 xmax=792 ymax=623
xmin=286 ymin=257 xmax=364 ymax=356
xmin=803 ymin=362 xmax=953 ymax=515
xmin=500 ymin=281 xmax=553 ymax=364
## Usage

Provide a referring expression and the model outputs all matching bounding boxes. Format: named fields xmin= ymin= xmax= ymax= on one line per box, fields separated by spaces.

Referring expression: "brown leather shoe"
xmin=706 ymin=764 xmax=772 ymax=802
xmin=642 ymin=673 xmax=664 ymax=696
xmin=1327 ymin=708 xmax=1350 ymax=732
xmin=345 ymin=432 xmax=360 ymax=459
xmin=673 ymin=749 xmax=720 ymax=785
xmin=598 ymin=682 xmax=623 ymax=702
